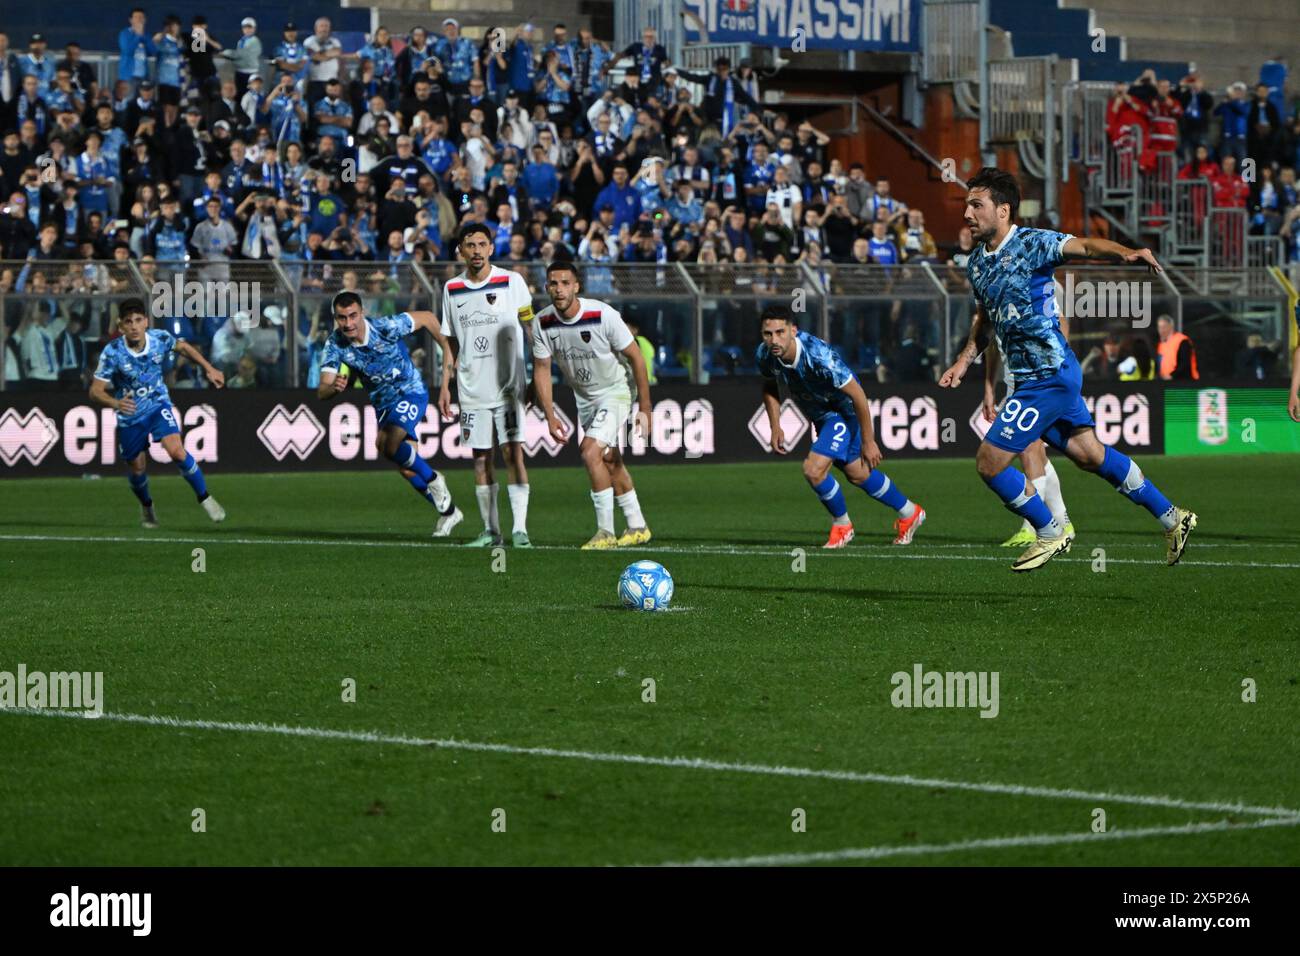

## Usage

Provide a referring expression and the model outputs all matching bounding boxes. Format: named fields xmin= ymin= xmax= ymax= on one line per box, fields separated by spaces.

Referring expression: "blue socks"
xmin=859 ymin=470 xmax=910 ymax=513
xmin=127 ymin=472 xmax=151 ymax=506
xmin=1097 ymin=447 xmax=1177 ymax=528
xmin=175 ymin=453 xmax=208 ymax=500
xmin=810 ymin=475 xmax=848 ymax=519
xmin=985 ymin=465 xmax=1055 ymax=531
xmin=388 ymin=442 xmax=440 ymax=500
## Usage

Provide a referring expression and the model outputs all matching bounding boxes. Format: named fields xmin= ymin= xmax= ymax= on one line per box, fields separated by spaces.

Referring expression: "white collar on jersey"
xmin=776 ymin=335 xmax=802 ymax=369
xmin=981 ymin=222 xmax=1018 ymax=257
xmin=354 ymin=319 xmax=372 ymax=347
xmin=460 ymin=267 xmax=499 ymax=287
xmin=555 ymin=298 xmax=586 ymax=323
xmin=125 ymin=336 xmax=149 ymax=358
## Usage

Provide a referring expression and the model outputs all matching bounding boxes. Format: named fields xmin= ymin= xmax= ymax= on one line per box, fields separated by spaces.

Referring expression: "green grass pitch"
xmin=1 ymin=455 xmax=1297 ymax=866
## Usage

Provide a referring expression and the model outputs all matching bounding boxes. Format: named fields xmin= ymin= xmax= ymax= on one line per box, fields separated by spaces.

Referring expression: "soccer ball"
xmin=619 ymin=560 xmax=674 ymax=612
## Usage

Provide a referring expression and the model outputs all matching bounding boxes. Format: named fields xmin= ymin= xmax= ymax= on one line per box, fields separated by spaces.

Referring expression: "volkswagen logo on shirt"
xmin=474 ymin=336 xmax=489 ymax=352
xmin=576 ymin=367 xmax=592 ymax=382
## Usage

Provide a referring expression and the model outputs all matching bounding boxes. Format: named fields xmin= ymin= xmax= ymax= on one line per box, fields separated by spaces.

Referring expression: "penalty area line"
xmin=3 ymin=707 xmax=1297 ymax=820
xmin=650 ymin=815 xmax=1300 ymax=867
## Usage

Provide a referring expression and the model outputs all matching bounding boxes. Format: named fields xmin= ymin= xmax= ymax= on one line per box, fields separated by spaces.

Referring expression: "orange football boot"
xmin=892 ymin=506 xmax=926 ymax=545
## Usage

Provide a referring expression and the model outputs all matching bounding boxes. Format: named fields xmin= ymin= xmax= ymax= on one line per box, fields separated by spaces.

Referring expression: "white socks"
xmin=476 ymin=483 xmax=499 ymax=534
xmin=615 ymin=490 xmax=644 ymax=528
xmin=591 ymin=488 xmax=615 ymax=534
xmin=1039 ymin=461 xmax=1069 ymax=525
xmin=898 ymin=500 xmax=917 ymax=519
xmin=507 ymin=483 xmax=529 ymax=534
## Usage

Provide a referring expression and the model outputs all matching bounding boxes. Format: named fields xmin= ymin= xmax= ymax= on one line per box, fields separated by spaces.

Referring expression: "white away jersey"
xmin=441 ymin=266 xmax=535 ymax=410
xmin=533 ymin=297 xmax=635 ymax=406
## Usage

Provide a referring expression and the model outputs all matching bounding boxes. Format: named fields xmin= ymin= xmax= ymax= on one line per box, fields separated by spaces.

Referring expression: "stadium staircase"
xmin=1060 ymin=0 xmax=1300 ymax=94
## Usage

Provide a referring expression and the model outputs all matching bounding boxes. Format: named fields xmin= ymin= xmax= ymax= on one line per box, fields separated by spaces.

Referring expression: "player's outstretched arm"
xmin=841 ymin=376 xmax=882 ymax=469
xmin=175 ymin=340 xmax=225 ymax=388
xmin=940 ymin=305 xmax=988 ymax=387
xmin=760 ymin=378 xmax=786 ymax=454
xmin=1062 ymin=236 xmax=1162 ymax=273
xmin=620 ymin=341 xmax=653 ymax=438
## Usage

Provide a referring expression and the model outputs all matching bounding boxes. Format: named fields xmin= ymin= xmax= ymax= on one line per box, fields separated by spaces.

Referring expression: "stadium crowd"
xmin=0 ymin=14 xmax=1294 ymax=390
xmin=1106 ymin=65 xmax=1300 ymax=254
xmin=0 ymin=14 xmax=958 ymax=391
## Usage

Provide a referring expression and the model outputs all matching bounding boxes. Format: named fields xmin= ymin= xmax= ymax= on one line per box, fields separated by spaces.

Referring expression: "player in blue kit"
xmin=940 ymin=167 xmax=1197 ymax=571
xmin=89 ymin=298 xmax=227 ymax=527
xmin=757 ymin=306 xmax=926 ymax=548
xmin=316 ymin=291 xmax=464 ymax=537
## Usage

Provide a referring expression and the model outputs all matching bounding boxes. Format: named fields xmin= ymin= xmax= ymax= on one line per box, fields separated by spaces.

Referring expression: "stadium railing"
xmin=922 ymin=0 xmax=982 ymax=85
xmin=4 ymin=261 xmax=1293 ymax=392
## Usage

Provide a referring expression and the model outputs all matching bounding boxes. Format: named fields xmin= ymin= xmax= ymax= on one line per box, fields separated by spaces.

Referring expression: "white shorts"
xmin=579 ymin=397 xmax=632 ymax=449
xmin=460 ymin=401 xmax=525 ymax=450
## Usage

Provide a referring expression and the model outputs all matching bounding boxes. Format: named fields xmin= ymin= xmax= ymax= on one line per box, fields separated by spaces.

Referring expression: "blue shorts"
xmin=376 ymin=392 xmax=428 ymax=440
xmin=810 ymin=413 xmax=862 ymax=467
xmin=983 ymin=353 xmax=1095 ymax=454
xmin=117 ymin=405 xmax=181 ymax=461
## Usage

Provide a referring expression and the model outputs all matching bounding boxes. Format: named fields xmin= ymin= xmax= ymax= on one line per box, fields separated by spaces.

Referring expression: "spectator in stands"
xmin=865 ymin=178 xmax=907 ymax=220
xmin=676 ymin=57 xmax=760 ymax=137
xmin=1246 ymin=83 xmax=1282 ymax=170
xmin=1150 ymin=79 xmax=1183 ymax=120
xmin=19 ymin=301 xmax=58 ymax=388
xmin=895 ymin=208 xmax=937 ymax=262
xmin=1155 ymin=315 xmax=1199 ymax=380
xmin=55 ymin=311 xmax=87 ymax=388
xmin=1213 ymin=155 xmax=1249 ymax=208
xmin=1117 ymin=335 xmax=1156 ymax=381
xmin=221 ymin=18 xmax=263 ymax=97
xmin=1082 ymin=330 xmax=1124 ymax=380
xmin=1233 ymin=333 xmax=1281 ymax=380
xmin=118 ymin=9 xmax=156 ymax=89
xmin=184 ymin=16 xmax=221 ymax=102
xmin=1214 ymin=82 xmax=1250 ymax=166
xmin=877 ymin=323 xmax=933 ymax=383
xmin=0 ymin=34 xmax=20 ymax=132
xmin=305 ymin=18 xmax=350 ymax=108
xmin=1175 ymin=73 xmax=1213 ymax=162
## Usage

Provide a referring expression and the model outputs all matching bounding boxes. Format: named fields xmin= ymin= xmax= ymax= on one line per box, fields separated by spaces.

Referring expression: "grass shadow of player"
xmin=675 ymin=581 xmax=1023 ymax=604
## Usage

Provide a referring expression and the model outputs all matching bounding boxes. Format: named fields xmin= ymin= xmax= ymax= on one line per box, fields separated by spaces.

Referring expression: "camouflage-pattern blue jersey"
xmin=92 ymin=329 xmax=177 ymax=426
xmin=320 ymin=313 xmax=425 ymax=408
xmin=756 ymin=330 xmax=856 ymax=424
xmin=967 ymin=224 xmax=1074 ymax=383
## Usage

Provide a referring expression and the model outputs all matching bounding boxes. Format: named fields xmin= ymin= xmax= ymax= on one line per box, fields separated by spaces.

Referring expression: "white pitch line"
xmin=5 ymin=708 xmax=1297 ymax=819
xmin=1 ymin=533 xmax=1298 ymax=569
xmin=653 ymin=815 xmax=1300 ymax=867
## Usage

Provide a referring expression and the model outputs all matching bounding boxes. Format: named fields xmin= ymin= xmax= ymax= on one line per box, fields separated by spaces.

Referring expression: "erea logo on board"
xmin=0 ymin=408 xmax=59 ymax=466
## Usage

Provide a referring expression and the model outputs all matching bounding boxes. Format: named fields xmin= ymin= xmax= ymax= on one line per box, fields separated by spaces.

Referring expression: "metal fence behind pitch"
xmin=922 ymin=0 xmax=981 ymax=84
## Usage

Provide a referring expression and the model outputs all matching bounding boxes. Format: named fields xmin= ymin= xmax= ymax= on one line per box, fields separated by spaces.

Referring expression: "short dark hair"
xmin=760 ymin=304 xmax=794 ymax=325
xmin=545 ymin=260 xmax=580 ymax=284
xmin=332 ymin=290 xmax=364 ymax=314
xmin=456 ymin=221 xmax=493 ymax=248
xmin=966 ymin=166 xmax=1020 ymax=220
xmin=118 ymin=297 xmax=147 ymax=321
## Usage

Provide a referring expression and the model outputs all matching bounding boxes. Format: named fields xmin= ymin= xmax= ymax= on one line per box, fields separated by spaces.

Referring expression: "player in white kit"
xmin=438 ymin=223 xmax=536 ymax=547
xmin=532 ymin=261 xmax=654 ymax=549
